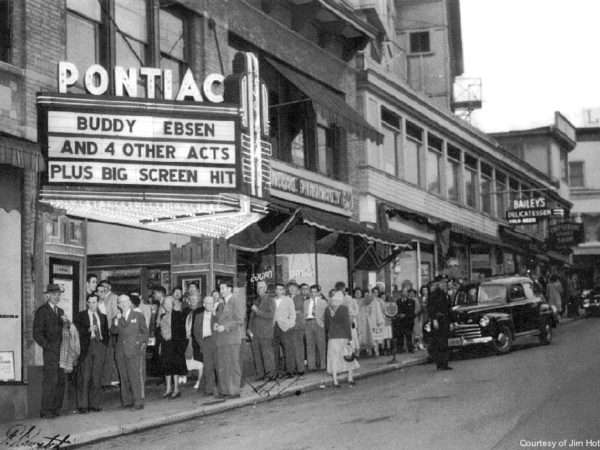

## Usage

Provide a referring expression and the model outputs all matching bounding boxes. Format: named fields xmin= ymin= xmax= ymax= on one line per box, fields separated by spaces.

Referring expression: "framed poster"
xmin=420 ymin=262 xmax=431 ymax=286
xmin=53 ymin=277 xmax=73 ymax=321
xmin=0 ymin=351 xmax=15 ymax=381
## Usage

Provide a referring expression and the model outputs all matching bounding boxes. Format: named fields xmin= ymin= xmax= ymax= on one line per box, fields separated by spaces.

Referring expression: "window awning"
xmin=0 ymin=135 xmax=45 ymax=172
xmin=228 ymin=206 xmax=411 ymax=252
xmin=386 ymin=204 xmax=451 ymax=231
xmin=451 ymin=224 xmax=504 ymax=247
xmin=266 ymin=57 xmax=383 ymax=144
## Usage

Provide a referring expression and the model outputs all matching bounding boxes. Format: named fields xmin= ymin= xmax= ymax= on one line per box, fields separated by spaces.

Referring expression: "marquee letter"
xmin=175 ymin=68 xmax=203 ymax=102
xmin=140 ymin=67 xmax=162 ymax=99
xmin=203 ymin=73 xmax=225 ymax=103
xmin=58 ymin=61 xmax=79 ymax=93
xmin=84 ymin=64 xmax=109 ymax=96
xmin=114 ymin=66 xmax=138 ymax=97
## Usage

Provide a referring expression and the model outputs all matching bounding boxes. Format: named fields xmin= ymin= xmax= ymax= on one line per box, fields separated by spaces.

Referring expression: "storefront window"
xmin=447 ymin=145 xmax=461 ymax=201
xmin=317 ymin=124 xmax=337 ymax=178
xmin=316 ymin=230 xmax=348 ymax=294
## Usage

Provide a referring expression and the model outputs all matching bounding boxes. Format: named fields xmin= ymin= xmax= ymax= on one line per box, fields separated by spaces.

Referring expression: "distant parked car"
xmin=424 ymin=276 xmax=557 ymax=356
xmin=582 ymin=288 xmax=600 ymax=317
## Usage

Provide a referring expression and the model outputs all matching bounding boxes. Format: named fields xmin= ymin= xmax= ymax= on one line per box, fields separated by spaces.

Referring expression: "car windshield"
xmin=454 ymin=285 xmax=479 ymax=306
xmin=478 ymin=284 xmax=507 ymax=304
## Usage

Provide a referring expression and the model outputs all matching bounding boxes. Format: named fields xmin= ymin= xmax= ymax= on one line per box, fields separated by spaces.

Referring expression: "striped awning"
xmin=266 ymin=57 xmax=383 ymax=144
xmin=0 ymin=135 xmax=45 ymax=172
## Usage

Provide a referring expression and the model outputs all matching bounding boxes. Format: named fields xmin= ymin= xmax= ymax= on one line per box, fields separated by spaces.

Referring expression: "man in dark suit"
xmin=391 ymin=288 xmax=417 ymax=362
xmin=248 ymin=280 xmax=276 ymax=380
xmin=427 ymin=277 xmax=453 ymax=371
xmin=111 ymin=294 xmax=149 ymax=410
xmin=74 ymin=293 xmax=109 ymax=413
xmin=214 ymin=282 xmax=245 ymax=398
xmin=193 ymin=296 xmax=218 ymax=396
xmin=33 ymin=283 xmax=69 ymax=419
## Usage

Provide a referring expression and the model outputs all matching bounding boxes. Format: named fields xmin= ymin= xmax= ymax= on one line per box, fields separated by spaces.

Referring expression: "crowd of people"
xmin=32 ymin=274 xmax=439 ymax=418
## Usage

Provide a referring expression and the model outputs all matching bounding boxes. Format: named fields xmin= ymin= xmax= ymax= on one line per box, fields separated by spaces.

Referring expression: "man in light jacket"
xmin=272 ymin=282 xmax=296 ymax=378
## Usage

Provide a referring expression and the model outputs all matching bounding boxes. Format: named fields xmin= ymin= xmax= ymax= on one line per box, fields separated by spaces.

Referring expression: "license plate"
xmin=448 ymin=337 xmax=463 ymax=347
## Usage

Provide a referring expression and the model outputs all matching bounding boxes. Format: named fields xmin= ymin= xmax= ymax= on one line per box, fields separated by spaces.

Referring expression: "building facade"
xmin=0 ymin=0 xmax=573 ymax=421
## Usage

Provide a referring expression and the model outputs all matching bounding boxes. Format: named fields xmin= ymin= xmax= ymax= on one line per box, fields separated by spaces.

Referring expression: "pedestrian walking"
xmin=546 ymin=275 xmax=563 ymax=318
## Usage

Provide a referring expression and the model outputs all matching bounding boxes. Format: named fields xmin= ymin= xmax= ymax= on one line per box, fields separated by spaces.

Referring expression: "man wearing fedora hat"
xmin=33 ymin=283 xmax=69 ymax=418
xmin=287 ymin=280 xmax=306 ymax=375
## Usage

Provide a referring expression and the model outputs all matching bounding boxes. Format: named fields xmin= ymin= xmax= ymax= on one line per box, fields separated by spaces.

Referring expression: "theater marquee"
xmin=38 ymin=53 xmax=272 ymax=239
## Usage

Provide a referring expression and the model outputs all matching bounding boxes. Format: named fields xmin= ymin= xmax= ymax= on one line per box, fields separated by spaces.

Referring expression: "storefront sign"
xmin=506 ymin=208 xmax=552 ymax=224
xmin=547 ymin=221 xmax=584 ymax=249
xmin=271 ymin=161 xmax=353 ymax=216
xmin=512 ymin=197 xmax=547 ymax=210
xmin=58 ymin=62 xmax=224 ymax=103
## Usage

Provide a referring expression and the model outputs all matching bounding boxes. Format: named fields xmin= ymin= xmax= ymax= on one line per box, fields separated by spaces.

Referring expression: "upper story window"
xmin=404 ymin=121 xmax=423 ymax=186
xmin=159 ymin=8 xmax=186 ymax=96
xmin=66 ymin=0 xmax=190 ymax=97
xmin=0 ymin=0 xmax=12 ymax=63
xmin=317 ymin=123 xmax=339 ymax=178
xmin=447 ymin=144 xmax=461 ymax=202
xmin=569 ymin=161 xmax=584 ymax=187
xmin=480 ymin=162 xmax=493 ymax=215
xmin=464 ymin=154 xmax=478 ymax=209
xmin=66 ymin=0 xmax=102 ymax=88
xmin=560 ymin=150 xmax=568 ymax=183
xmin=509 ymin=178 xmax=520 ymax=208
xmin=495 ymin=171 xmax=507 ymax=218
xmin=427 ymin=133 xmax=443 ymax=194
xmin=381 ymin=107 xmax=401 ymax=176
xmin=409 ymin=31 xmax=430 ymax=54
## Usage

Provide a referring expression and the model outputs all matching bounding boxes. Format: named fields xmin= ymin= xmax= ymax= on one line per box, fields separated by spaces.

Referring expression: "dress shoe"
xmin=296 ymin=371 xmax=304 ymax=376
xmin=225 ymin=394 xmax=241 ymax=399
xmin=439 ymin=366 xmax=453 ymax=371
xmin=74 ymin=408 xmax=88 ymax=414
xmin=348 ymin=381 xmax=356 ymax=387
xmin=88 ymin=407 xmax=101 ymax=412
xmin=52 ymin=411 xmax=61 ymax=418
xmin=40 ymin=413 xmax=54 ymax=419
xmin=119 ymin=403 xmax=134 ymax=409
xmin=213 ymin=393 xmax=226 ymax=399
xmin=171 ymin=391 xmax=181 ymax=399
xmin=333 ymin=383 xmax=341 ymax=388
xmin=162 ymin=392 xmax=172 ymax=399
xmin=130 ymin=405 xmax=144 ymax=411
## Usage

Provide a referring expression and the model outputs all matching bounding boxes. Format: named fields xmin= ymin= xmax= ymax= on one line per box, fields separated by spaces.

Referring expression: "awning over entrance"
xmin=40 ymin=189 xmax=269 ymax=239
xmin=228 ymin=206 xmax=412 ymax=252
xmin=386 ymin=204 xmax=451 ymax=231
xmin=451 ymin=223 xmax=503 ymax=247
xmin=266 ymin=57 xmax=383 ymax=144
xmin=0 ymin=135 xmax=45 ymax=172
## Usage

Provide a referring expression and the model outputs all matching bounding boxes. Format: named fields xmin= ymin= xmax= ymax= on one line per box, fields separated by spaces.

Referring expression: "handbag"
xmin=343 ymin=341 xmax=356 ymax=362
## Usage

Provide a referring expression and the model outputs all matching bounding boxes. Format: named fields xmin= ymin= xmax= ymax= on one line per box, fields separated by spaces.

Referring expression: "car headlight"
xmin=479 ymin=316 xmax=490 ymax=327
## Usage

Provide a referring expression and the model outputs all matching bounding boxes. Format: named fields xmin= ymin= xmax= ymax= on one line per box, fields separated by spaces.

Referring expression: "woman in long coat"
xmin=546 ymin=275 xmax=563 ymax=318
xmin=159 ymin=296 xmax=188 ymax=399
xmin=357 ymin=289 xmax=384 ymax=356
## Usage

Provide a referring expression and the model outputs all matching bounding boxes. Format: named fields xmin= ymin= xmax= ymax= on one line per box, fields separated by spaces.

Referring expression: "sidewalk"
xmin=0 ymin=351 xmax=429 ymax=449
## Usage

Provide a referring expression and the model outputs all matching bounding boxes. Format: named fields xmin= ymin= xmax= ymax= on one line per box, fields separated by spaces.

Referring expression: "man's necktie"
xmin=92 ymin=313 xmax=99 ymax=340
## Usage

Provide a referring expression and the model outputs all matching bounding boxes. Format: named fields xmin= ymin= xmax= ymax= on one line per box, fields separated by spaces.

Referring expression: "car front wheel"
xmin=493 ymin=325 xmax=513 ymax=354
xmin=539 ymin=321 xmax=552 ymax=345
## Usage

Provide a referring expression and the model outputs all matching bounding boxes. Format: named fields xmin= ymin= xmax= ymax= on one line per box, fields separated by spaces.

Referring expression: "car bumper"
xmin=448 ymin=336 xmax=494 ymax=347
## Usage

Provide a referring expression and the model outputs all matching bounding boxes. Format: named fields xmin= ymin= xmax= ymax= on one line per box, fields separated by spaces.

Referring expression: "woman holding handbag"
xmin=324 ymin=291 xmax=359 ymax=387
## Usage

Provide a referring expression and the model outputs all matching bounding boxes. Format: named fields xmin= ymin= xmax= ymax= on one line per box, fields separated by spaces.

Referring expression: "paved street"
xmin=86 ymin=318 xmax=600 ymax=450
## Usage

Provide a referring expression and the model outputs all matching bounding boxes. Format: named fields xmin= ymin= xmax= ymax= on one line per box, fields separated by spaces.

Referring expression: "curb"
xmin=67 ymin=354 xmax=429 ymax=447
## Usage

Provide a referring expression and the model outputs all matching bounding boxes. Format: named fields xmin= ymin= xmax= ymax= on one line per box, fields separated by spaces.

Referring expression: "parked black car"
xmin=424 ymin=276 xmax=557 ymax=355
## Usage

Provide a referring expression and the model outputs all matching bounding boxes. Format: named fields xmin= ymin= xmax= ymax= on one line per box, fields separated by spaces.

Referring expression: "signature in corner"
xmin=243 ymin=372 xmax=304 ymax=400
xmin=1 ymin=424 xmax=72 ymax=449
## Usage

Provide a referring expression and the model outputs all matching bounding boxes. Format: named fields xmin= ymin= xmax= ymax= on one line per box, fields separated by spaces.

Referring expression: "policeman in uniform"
xmin=426 ymin=276 xmax=453 ymax=370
